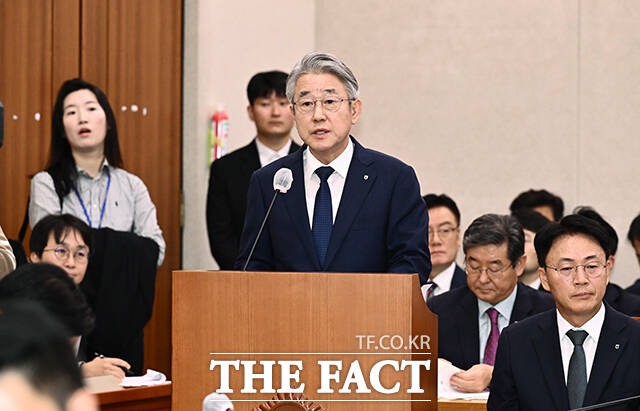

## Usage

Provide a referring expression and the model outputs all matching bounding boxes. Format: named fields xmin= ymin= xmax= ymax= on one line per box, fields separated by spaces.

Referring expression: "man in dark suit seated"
xmin=235 ymin=52 xmax=429 ymax=282
xmin=28 ymin=215 xmax=134 ymax=379
xmin=206 ymin=70 xmax=300 ymax=269
xmin=625 ymin=214 xmax=640 ymax=295
xmin=489 ymin=215 xmax=640 ymax=410
xmin=428 ymin=214 xmax=554 ymax=392
xmin=574 ymin=206 xmax=640 ymax=316
xmin=422 ymin=193 xmax=466 ymax=300
xmin=511 ymin=209 xmax=551 ymax=290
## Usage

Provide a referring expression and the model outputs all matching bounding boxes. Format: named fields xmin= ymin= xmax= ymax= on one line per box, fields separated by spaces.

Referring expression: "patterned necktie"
xmin=312 ymin=166 xmax=334 ymax=266
xmin=566 ymin=329 xmax=588 ymax=409
xmin=483 ymin=308 xmax=500 ymax=366
xmin=426 ymin=281 xmax=438 ymax=301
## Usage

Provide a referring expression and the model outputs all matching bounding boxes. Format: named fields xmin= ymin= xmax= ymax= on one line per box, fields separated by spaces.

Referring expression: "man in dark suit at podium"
xmin=489 ymin=215 xmax=640 ymax=410
xmin=235 ymin=52 xmax=429 ymax=282
xmin=428 ymin=214 xmax=554 ymax=392
xmin=206 ymin=71 xmax=299 ymax=270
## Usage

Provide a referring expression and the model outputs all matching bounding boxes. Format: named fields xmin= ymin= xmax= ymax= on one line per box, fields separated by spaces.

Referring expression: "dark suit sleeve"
xmin=487 ymin=328 xmax=520 ymax=411
xmin=206 ymin=160 xmax=239 ymax=269
xmin=385 ymin=165 xmax=430 ymax=284
xmin=234 ymin=172 xmax=274 ymax=270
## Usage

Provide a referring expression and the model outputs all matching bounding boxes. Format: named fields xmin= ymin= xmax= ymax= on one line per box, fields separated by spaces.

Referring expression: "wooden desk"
xmin=438 ymin=399 xmax=487 ymax=411
xmin=95 ymin=386 xmax=485 ymax=410
xmin=97 ymin=383 xmax=172 ymax=410
xmin=438 ymin=400 xmax=487 ymax=411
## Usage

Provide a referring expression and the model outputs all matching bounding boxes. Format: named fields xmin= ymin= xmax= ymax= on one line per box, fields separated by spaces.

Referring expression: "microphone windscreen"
xmin=273 ymin=168 xmax=293 ymax=193
xmin=202 ymin=392 xmax=233 ymax=411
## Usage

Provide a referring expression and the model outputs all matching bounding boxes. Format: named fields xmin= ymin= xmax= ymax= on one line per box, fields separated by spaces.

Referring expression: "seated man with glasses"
xmin=422 ymin=194 xmax=466 ymax=301
xmin=29 ymin=214 xmax=91 ymax=284
xmin=27 ymin=214 xmax=131 ymax=380
xmin=489 ymin=215 xmax=640 ymax=410
xmin=428 ymin=214 xmax=554 ymax=393
xmin=236 ymin=52 xmax=429 ymax=283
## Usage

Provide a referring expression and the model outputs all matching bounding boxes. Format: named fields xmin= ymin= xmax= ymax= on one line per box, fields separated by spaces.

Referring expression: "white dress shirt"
xmin=255 ymin=137 xmax=292 ymax=167
xmin=421 ymin=261 xmax=456 ymax=301
xmin=528 ymin=276 xmax=542 ymax=290
xmin=477 ymin=284 xmax=518 ymax=363
xmin=557 ymin=303 xmax=605 ymax=384
xmin=303 ymin=139 xmax=354 ymax=229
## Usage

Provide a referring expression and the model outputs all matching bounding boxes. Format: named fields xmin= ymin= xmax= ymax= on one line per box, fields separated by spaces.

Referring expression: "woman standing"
xmin=29 ymin=78 xmax=165 ymax=265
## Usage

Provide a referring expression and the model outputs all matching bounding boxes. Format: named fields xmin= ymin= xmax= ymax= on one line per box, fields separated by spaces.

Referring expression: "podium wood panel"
xmin=173 ymin=271 xmax=437 ymax=410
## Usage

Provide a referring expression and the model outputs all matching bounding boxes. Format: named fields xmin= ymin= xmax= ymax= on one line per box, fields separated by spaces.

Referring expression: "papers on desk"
xmin=438 ymin=359 xmax=489 ymax=401
xmin=121 ymin=369 xmax=169 ymax=387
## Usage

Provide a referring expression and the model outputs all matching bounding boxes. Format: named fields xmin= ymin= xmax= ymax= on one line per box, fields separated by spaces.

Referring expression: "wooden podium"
xmin=172 ymin=271 xmax=437 ymax=410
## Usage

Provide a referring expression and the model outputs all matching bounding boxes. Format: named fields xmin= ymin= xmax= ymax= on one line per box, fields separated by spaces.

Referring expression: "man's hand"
xmin=450 ymin=364 xmax=493 ymax=393
xmin=81 ymin=357 xmax=131 ymax=382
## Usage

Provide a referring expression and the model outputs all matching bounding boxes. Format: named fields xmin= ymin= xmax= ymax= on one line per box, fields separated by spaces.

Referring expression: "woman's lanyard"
xmin=73 ymin=167 xmax=111 ymax=228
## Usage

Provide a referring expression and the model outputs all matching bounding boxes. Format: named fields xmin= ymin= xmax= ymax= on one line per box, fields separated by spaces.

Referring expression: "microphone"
xmin=202 ymin=392 xmax=233 ymax=411
xmin=273 ymin=167 xmax=293 ymax=193
xmin=0 ymin=101 xmax=4 ymax=148
xmin=242 ymin=168 xmax=293 ymax=271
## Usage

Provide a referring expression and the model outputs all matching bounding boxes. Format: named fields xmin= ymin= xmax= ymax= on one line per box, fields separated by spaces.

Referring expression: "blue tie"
xmin=312 ymin=166 xmax=334 ymax=266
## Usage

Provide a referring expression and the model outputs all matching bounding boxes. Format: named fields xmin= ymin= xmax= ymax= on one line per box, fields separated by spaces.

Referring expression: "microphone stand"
xmin=571 ymin=393 xmax=640 ymax=410
xmin=242 ymin=189 xmax=281 ymax=271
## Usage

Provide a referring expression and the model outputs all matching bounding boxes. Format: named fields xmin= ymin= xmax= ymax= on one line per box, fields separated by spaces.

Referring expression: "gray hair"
xmin=462 ymin=214 xmax=525 ymax=266
xmin=286 ymin=52 xmax=359 ymax=102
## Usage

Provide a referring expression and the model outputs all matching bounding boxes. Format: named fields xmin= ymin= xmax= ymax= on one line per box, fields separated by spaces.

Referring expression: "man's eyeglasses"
xmin=465 ymin=263 xmax=513 ymax=279
xmin=428 ymin=226 xmax=458 ymax=240
xmin=42 ymin=246 xmax=89 ymax=264
xmin=292 ymin=96 xmax=353 ymax=114
xmin=545 ymin=262 xmax=607 ymax=279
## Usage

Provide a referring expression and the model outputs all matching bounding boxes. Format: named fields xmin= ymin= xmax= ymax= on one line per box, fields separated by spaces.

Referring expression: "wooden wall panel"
xmin=0 ymin=0 xmax=53 ymax=239
xmin=0 ymin=0 xmax=80 ymax=242
xmin=0 ymin=0 xmax=181 ymax=378
xmin=53 ymin=0 xmax=81 ymax=90
xmin=104 ymin=0 xmax=182 ymax=377
xmin=80 ymin=0 xmax=108 ymax=88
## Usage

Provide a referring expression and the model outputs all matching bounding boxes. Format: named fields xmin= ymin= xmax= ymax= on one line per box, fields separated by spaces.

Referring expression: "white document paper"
xmin=120 ymin=369 xmax=169 ymax=387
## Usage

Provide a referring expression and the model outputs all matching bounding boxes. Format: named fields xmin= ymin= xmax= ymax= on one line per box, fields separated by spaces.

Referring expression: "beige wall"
xmin=184 ymin=1 xmax=640 ymax=285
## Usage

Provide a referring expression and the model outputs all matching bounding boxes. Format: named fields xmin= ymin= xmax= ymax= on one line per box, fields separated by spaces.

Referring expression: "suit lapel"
xmin=510 ymin=283 xmax=533 ymax=323
xmin=241 ymin=140 xmax=261 ymax=175
xmin=457 ymin=289 xmax=480 ymax=366
xmin=532 ymin=310 xmax=569 ymax=411
xmin=451 ymin=265 xmax=467 ymax=289
xmin=583 ymin=306 xmax=628 ymax=406
xmin=281 ymin=150 xmax=321 ymax=269
xmin=323 ymin=138 xmax=375 ymax=269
